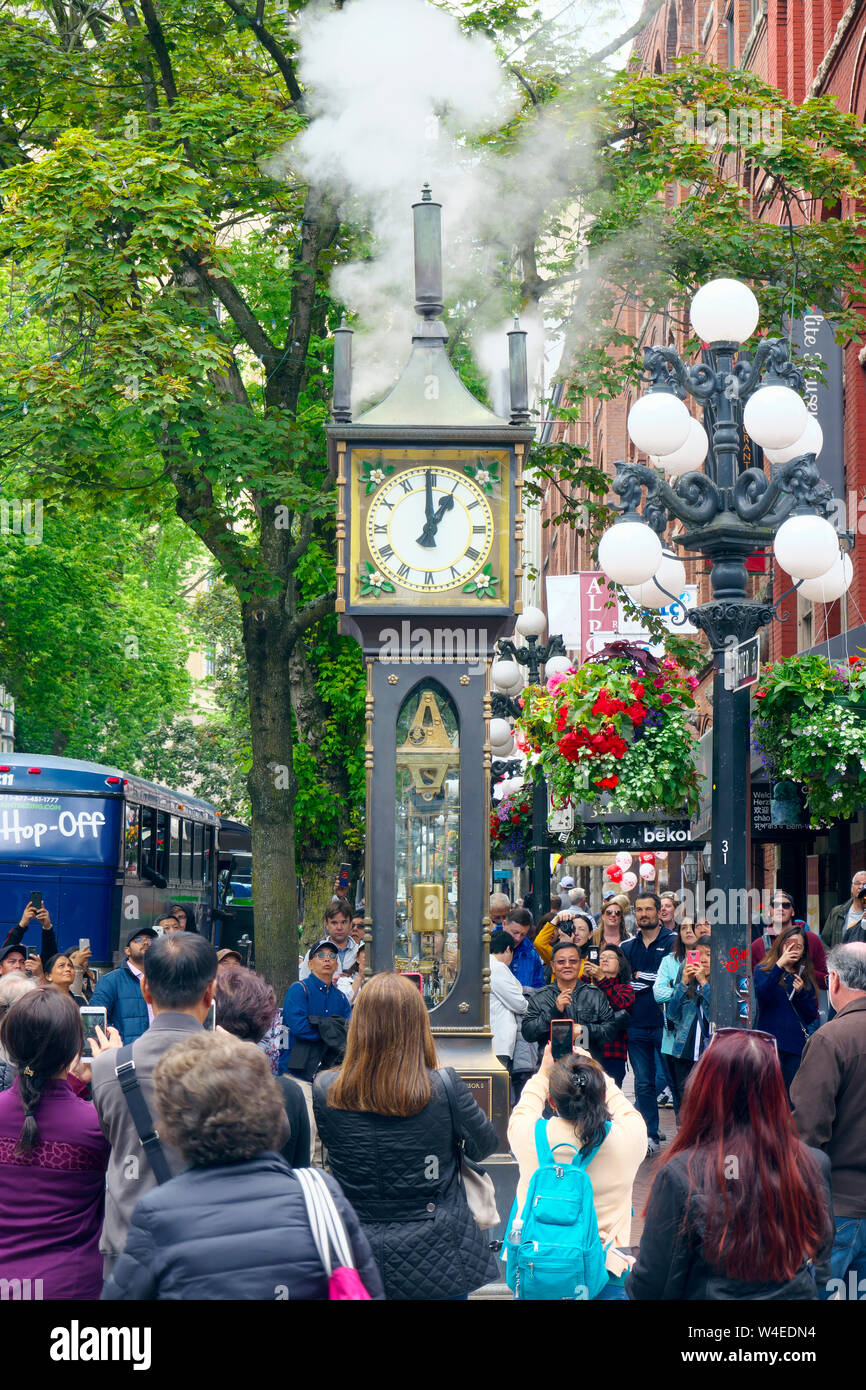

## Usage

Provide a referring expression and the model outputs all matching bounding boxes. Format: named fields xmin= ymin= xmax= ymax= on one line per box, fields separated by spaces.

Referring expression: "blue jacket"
xmin=665 ymin=973 xmax=711 ymax=1060
xmin=89 ymin=961 xmax=150 ymax=1045
xmin=508 ymin=936 xmax=545 ymax=990
xmin=620 ymin=927 xmax=675 ymax=1033
xmin=102 ymin=1153 xmax=385 ymax=1301
xmin=280 ymin=975 xmax=352 ymax=1075
xmin=754 ymin=962 xmax=819 ymax=1056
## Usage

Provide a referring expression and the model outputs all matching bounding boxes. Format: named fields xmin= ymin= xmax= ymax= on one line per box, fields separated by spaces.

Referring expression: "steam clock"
xmin=328 ymin=187 xmax=534 ymax=1149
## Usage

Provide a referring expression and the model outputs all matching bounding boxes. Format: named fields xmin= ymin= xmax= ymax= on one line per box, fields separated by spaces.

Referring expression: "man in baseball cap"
xmin=88 ymin=927 xmax=158 ymax=1044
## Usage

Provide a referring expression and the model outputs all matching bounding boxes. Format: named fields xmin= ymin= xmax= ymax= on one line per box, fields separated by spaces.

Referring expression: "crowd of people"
xmin=0 ymin=871 xmax=864 ymax=1303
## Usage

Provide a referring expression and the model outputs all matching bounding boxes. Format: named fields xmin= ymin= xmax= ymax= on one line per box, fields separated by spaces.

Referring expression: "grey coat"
xmin=90 ymin=1012 xmax=202 ymax=1258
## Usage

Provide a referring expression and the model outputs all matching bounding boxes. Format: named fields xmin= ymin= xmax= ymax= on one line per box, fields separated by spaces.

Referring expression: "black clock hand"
xmin=416 ymin=492 xmax=454 ymax=547
xmin=425 ymin=470 xmax=434 ymax=526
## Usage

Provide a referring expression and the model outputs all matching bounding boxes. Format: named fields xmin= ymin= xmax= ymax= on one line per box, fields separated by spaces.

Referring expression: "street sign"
xmin=548 ymin=796 xmax=574 ymax=835
xmin=724 ymin=635 xmax=760 ymax=691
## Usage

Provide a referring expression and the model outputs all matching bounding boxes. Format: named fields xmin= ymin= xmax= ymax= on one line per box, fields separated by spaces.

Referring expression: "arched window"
xmin=394 ymin=681 xmax=460 ymax=1011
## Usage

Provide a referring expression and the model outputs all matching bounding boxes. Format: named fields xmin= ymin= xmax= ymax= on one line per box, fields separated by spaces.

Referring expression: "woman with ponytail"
xmin=508 ymin=1042 xmax=646 ymax=1299
xmin=0 ymin=988 xmax=112 ymax=1298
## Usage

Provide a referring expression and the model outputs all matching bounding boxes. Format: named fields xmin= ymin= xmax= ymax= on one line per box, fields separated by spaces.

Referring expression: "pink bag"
xmin=295 ymin=1167 xmax=372 ymax=1301
xmin=328 ymin=1266 xmax=372 ymax=1301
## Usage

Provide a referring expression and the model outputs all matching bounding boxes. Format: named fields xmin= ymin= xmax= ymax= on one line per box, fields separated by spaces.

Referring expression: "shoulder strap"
xmin=437 ymin=1066 xmax=463 ymax=1156
xmin=114 ymin=1044 xmax=173 ymax=1185
xmin=296 ymin=1168 xmax=356 ymax=1274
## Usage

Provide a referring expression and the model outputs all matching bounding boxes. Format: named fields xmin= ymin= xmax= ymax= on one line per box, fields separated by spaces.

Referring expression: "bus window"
xmin=124 ymin=804 xmax=139 ymax=874
xmin=182 ymin=820 xmax=193 ymax=883
xmin=155 ymin=811 xmax=169 ymax=878
xmin=140 ymin=806 xmax=154 ymax=873
xmin=169 ymin=816 xmax=180 ymax=883
xmin=204 ymin=826 xmax=215 ymax=886
xmin=193 ymin=822 xmax=204 ymax=884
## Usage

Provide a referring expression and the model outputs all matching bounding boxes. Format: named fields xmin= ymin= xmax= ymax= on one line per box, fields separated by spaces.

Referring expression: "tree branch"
xmin=118 ymin=2 xmax=161 ymax=128
xmin=267 ymin=184 xmax=340 ymax=411
xmin=287 ymin=589 xmax=336 ymax=646
xmin=584 ymin=0 xmax=667 ymax=67
xmin=183 ymin=251 xmax=278 ymax=365
xmin=220 ymin=0 xmax=303 ymax=105
xmin=138 ymin=0 xmax=179 ymax=105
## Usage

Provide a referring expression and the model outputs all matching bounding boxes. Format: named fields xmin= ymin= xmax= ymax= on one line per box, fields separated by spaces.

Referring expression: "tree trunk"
xmin=289 ymin=640 xmax=362 ymax=947
xmin=242 ymin=599 xmax=298 ymax=1001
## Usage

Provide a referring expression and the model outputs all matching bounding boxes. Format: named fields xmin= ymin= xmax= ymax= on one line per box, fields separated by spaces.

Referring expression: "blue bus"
xmin=0 ymin=753 xmax=220 ymax=966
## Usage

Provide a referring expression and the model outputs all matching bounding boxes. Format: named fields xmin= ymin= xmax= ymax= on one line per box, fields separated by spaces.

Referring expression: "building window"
xmin=726 ymin=4 xmax=735 ymax=66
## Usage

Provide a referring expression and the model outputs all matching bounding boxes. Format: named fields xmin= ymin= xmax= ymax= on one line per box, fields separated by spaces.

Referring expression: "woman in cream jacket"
xmin=507 ymin=1043 xmax=647 ymax=1299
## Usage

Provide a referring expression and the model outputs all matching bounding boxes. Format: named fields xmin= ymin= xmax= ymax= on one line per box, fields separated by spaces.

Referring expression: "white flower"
xmin=370 ymin=468 xmax=385 ymax=485
xmin=476 ymin=468 xmax=492 ymax=487
xmin=368 ymin=570 xmax=384 ymax=586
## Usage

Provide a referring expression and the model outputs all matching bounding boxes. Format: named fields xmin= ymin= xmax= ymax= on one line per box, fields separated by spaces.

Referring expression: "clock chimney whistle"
xmin=412 ymin=184 xmax=444 ymax=323
xmin=332 ymin=313 xmax=353 ymax=423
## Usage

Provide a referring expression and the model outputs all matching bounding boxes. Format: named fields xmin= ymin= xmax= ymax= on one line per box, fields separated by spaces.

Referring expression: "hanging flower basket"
xmin=514 ymin=650 xmax=701 ymax=831
xmin=490 ymin=792 xmax=533 ymax=867
xmin=752 ymin=653 xmax=866 ymax=825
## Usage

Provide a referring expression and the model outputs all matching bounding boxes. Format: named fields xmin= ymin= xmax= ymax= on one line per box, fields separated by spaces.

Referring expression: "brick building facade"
xmin=541 ymin=0 xmax=866 ymax=913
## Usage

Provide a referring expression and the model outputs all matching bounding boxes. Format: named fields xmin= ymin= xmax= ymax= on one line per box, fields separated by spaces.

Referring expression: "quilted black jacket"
xmin=101 ymin=1153 xmax=384 ymax=1300
xmin=521 ymin=980 xmax=617 ymax=1062
xmin=313 ymin=1067 xmax=501 ymax=1300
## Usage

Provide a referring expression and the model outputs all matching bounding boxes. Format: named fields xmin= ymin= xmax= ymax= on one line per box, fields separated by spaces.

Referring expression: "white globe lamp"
xmin=743 ymin=385 xmax=809 ymax=450
xmin=543 ymin=655 xmax=574 ymax=679
xmin=627 ymin=393 xmax=692 ymax=457
xmin=491 ymin=737 xmax=516 ymax=758
xmin=598 ymin=522 xmax=663 ymax=587
xmin=650 ymin=418 xmax=708 ymax=477
xmin=764 ymin=415 xmax=823 ymax=465
xmin=689 ymin=279 xmax=760 ymax=344
xmin=625 ymin=552 xmax=687 ymax=610
xmin=515 ymin=605 xmax=547 ymax=639
xmin=489 ymin=718 xmax=514 ymax=747
xmin=797 ymin=552 xmax=853 ymax=603
xmin=491 ymin=659 xmax=523 ymax=694
xmin=773 ymin=515 xmax=840 ymax=580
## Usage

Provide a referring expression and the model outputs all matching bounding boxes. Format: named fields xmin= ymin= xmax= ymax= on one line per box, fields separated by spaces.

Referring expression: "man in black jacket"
xmin=621 ymin=893 xmax=675 ymax=1157
xmin=521 ymin=941 xmax=617 ymax=1065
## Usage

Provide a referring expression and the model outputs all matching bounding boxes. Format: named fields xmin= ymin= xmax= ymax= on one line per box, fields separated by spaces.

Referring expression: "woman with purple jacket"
xmin=0 ymin=989 xmax=112 ymax=1299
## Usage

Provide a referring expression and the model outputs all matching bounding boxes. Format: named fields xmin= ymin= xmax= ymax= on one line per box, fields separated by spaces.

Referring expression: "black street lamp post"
xmin=492 ymin=629 xmax=567 ymax=925
xmin=601 ymin=314 xmax=849 ymax=1029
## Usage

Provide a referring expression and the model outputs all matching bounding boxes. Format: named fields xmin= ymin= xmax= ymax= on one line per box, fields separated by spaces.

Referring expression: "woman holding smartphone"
xmin=658 ymin=934 xmax=712 ymax=1112
xmin=583 ymin=946 xmax=634 ymax=1087
xmin=508 ymin=1043 xmax=646 ymax=1300
xmin=754 ymin=925 xmax=819 ymax=1098
xmin=44 ymin=954 xmax=88 ymax=1008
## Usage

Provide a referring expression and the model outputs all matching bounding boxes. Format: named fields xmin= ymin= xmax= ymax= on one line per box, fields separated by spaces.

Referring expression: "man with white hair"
xmin=567 ymin=886 xmax=587 ymax=909
xmin=792 ymin=942 xmax=866 ymax=1294
xmin=0 ymin=972 xmax=38 ymax=1091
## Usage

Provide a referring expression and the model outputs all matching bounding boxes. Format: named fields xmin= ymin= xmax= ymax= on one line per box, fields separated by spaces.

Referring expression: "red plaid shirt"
xmin=596 ymin=977 xmax=635 ymax=1060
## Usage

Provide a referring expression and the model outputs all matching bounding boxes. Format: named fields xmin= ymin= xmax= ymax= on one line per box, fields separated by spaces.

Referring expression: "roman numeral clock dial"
xmin=364 ymin=465 xmax=495 ymax=595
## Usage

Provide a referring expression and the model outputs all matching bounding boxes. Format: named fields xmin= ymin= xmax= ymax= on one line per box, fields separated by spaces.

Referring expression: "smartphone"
xmin=586 ymin=946 xmax=600 ymax=965
xmin=79 ymin=1006 xmax=107 ymax=1046
xmin=399 ymin=971 xmax=423 ymax=993
xmin=687 ymin=949 xmax=701 ymax=965
xmin=203 ymin=1000 xmax=216 ymax=1032
xmin=78 ymin=938 xmax=90 ymax=953
xmin=550 ymin=1018 xmax=576 ymax=1061
xmin=338 ymin=862 xmax=351 ymax=890
xmin=29 ymin=891 xmax=43 ymax=911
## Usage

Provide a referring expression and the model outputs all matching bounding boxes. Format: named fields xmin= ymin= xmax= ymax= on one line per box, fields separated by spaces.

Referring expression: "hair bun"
xmin=569 ymin=1069 xmax=587 ymax=1090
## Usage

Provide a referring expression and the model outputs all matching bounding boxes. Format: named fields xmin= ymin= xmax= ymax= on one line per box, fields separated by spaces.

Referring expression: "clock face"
xmin=366 ymin=466 xmax=494 ymax=593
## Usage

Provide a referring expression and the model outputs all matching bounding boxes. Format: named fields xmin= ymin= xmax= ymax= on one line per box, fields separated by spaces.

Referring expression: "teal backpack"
xmin=504 ymin=1116 xmax=611 ymax=1301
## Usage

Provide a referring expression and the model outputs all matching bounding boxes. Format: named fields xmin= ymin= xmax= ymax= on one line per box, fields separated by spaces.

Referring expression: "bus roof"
xmin=0 ymin=753 xmax=219 ymax=820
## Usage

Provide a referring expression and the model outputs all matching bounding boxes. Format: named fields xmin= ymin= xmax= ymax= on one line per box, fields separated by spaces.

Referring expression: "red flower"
xmin=631 ymin=682 xmax=645 ymax=699
xmin=755 ymin=690 xmax=767 ymax=700
xmin=653 ymin=676 xmax=666 ymax=689
xmin=849 ymin=656 xmax=861 ymax=665
xmin=626 ymin=702 xmax=646 ymax=724
xmin=511 ymin=813 xmax=521 ymax=824
xmin=555 ymin=703 xmax=569 ymax=732
xmin=594 ymin=775 xmax=619 ymax=790
xmin=659 ymin=692 xmax=673 ymax=705
xmin=558 ymin=731 xmax=584 ymax=762
xmin=591 ymin=688 xmax=624 ymax=718
xmin=519 ymin=803 xmax=529 ymax=814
